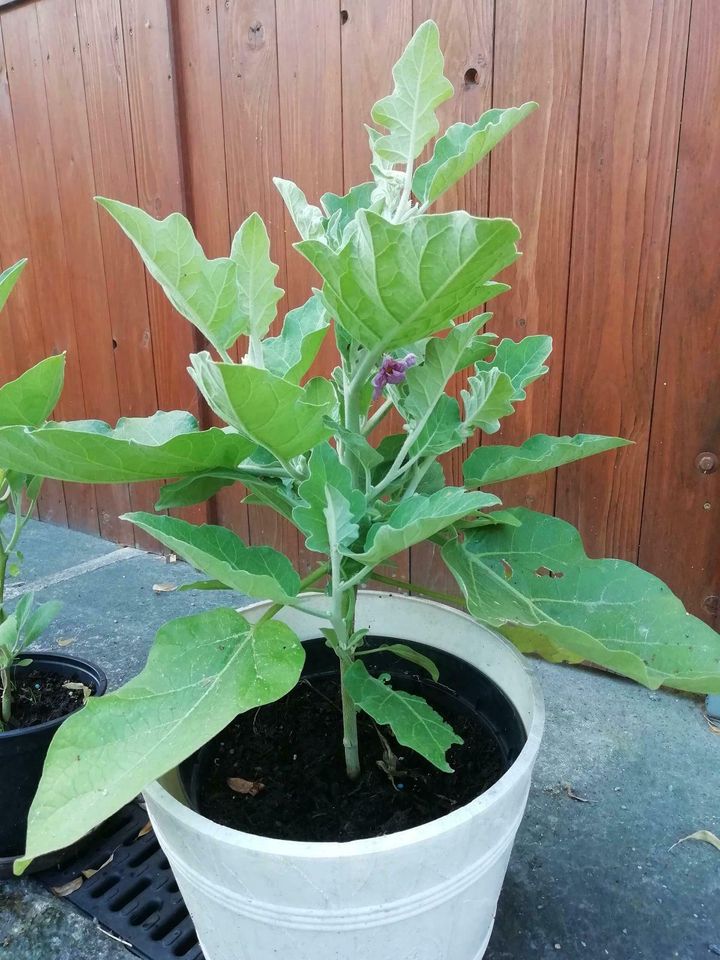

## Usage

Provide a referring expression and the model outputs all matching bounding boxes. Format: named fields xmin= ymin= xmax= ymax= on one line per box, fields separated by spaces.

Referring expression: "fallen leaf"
xmin=153 ymin=582 xmax=176 ymax=593
xmin=671 ymin=830 xmax=720 ymax=852
xmin=57 ymin=637 xmax=75 ymax=647
xmin=704 ymin=714 xmax=720 ymax=736
xmin=63 ymin=681 xmax=93 ymax=702
xmin=136 ymin=820 xmax=153 ymax=839
xmin=227 ymin=777 xmax=265 ymax=797
xmin=564 ymin=784 xmax=592 ymax=803
xmin=81 ymin=853 xmax=114 ymax=879
xmin=167 ymin=553 xmax=178 ymax=564
xmin=51 ymin=876 xmax=83 ymax=897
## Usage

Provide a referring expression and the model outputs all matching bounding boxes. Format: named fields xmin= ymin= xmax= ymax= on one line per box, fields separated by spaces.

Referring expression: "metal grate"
xmin=38 ymin=802 xmax=203 ymax=960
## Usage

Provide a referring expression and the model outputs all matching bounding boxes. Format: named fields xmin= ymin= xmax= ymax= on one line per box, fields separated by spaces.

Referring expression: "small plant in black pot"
xmin=0 ymin=259 xmax=107 ymax=875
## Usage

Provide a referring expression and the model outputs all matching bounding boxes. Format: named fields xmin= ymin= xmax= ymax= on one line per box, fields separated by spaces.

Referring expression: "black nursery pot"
xmin=0 ymin=652 xmax=107 ymax=877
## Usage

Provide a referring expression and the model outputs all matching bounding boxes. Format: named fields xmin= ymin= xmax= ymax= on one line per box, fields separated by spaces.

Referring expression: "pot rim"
xmin=145 ymin=592 xmax=544 ymax=859
xmin=0 ymin=651 xmax=108 ymax=741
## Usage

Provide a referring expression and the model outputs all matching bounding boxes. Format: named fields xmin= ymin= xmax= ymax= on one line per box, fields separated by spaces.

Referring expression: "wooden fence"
xmin=0 ymin=0 xmax=717 ymax=624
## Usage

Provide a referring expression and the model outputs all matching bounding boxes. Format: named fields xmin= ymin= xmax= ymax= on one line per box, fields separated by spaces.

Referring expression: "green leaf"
xmin=262 ymin=295 xmax=329 ymax=383
xmin=344 ymin=660 xmax=461 ymax=772
xmin=230 ymin=212 xmax=284 ymax=346
xmin=178 ymin=580 xmax=231 ymax=592
xmin=413 ymin=103 xmax=538 ymax=204
xmin=0 ymin=258 xmax=27 ymax=312
xmin=0 ymin=355 xmax=66 ymax=428
xmin=154 ymin=470 xmax=241 ymax=510
xmin=19 ymin=609 xmax=305 ymax=866
xmin=442 ymin=509 xmax=720 ymax=694
xmin=348 ymin=487 xmax=499 ymax=566
xmin=370 ymin=20 xmax=454 ymax=166
xmin=124 ymin=513 xmax=300 ymax=604
xmin=0 ymin=412 xmax=253 ymax=483
xmin=189 ymin=352 xmax=335 ymax=460
xmin=298 ymin=211 xmax=520 ymax=352
xmin=400 ymin=316 xmax=488 ymax=424
xmin=293 ymin=443 xmax=365 ymax=553
xmin=97 ymin=198 xmax=241 ymax=355
xmin=273 ymin=178 xmax=325 ymax=241
xmin=360 ymin=642 xmax=440 ymax=681
xmin=463 ymin=434 xmax=631 ymax=487
xmin=460 ymin=368 xmax=516 ymax=435
xmin=242 ymin=475 xmax=299 ymax=523
xmin=476 ymin=336 xmax=552 ymax=401
xmin=320 ymin=182 xmax=375 ymax=238
xmin=409 ymin=394 xmax=464 ymax=458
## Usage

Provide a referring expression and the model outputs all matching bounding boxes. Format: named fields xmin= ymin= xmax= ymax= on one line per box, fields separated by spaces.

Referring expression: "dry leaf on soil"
xmin=153 ymin=582 xmax=177 ymax=593
xmin=671 ymin=830 xmax=720 ymax=853
xmin=564 ymin=784 xmax=592 ymax=803
xmin=136 ymin=821 xmax=153 ymax=839
xmin=227 ymin=777 xmax=265 ymax=797
xmin=56 ymin=637 xmax=75 ymax=647
xmin=51 ymin=876 xmax=83 ymax=897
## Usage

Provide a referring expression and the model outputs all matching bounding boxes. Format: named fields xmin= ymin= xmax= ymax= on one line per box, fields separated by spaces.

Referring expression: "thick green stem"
xmin=1 ymin=666 xmax=11 ymax=725
xmin=339 ymin=652 xmax=360 ymax=780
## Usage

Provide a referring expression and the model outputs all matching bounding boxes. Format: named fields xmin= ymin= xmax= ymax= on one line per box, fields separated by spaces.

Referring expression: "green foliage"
xmin=442 ymin=510 xmax=720 ymax=694
xmin=19 ymin=609 xmax=304 ymax=865
xmin=1 ymin=20 xmax=717 ymax=865
xmin=0 ymin=258 xmax=27 ymax=312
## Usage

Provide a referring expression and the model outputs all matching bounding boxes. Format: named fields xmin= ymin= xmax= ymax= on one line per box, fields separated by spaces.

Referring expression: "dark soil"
xmin=193 ymin=673 xmax=509 ymax=842
xmin=3 ymin=668 xmax=94 ymax=730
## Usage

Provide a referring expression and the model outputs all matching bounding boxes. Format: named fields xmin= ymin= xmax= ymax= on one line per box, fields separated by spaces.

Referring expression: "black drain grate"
xmin=38 ymin=802 xmax=203 ymax=960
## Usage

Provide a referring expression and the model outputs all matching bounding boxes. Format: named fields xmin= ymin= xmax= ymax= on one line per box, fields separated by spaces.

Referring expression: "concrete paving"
xmin=1 ymin=518 xmax=719 ymax=959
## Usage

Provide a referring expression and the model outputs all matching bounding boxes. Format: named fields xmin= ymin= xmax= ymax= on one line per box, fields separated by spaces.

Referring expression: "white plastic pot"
xmin=144 ymin=592 xmax=544 ymax=960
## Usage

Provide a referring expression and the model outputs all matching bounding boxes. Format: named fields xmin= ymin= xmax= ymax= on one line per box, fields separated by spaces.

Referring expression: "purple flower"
xmin=371 ymin=353 xmax=417 ymax=401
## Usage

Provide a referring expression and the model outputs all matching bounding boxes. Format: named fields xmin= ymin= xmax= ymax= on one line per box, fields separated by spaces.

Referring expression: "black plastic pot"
xmin=0 ymin=652 xmax=107 ymax=878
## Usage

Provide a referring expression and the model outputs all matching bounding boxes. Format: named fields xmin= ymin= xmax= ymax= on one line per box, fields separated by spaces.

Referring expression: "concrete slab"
xmin=1 ymin=517 xmax=117 ymax=584
xmin=1 ymin=521 xmax=718 ymax=959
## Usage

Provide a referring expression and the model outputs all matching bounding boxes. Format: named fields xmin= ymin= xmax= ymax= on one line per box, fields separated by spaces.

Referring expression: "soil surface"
xmin=193 ymin=673 xmax=509 ymax=842
xmin=3 ymin=668 xmax=94 ymax=730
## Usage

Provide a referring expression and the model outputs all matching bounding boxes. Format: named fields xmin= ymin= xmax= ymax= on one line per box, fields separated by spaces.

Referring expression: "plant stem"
xmin=256 ymin=562 xmax=329 ymax=626
xmin=370 ymin=571 xmax=464 ymax=607
xmin=0 ymin=548 xmax=6 ymax=627
xmin=0 ymin=666 xmax=11 ymax=725
xmin=362 ymin=398 xmax=393 ymax=436
xmin=339 ymin=654 xmax=361 ymax=780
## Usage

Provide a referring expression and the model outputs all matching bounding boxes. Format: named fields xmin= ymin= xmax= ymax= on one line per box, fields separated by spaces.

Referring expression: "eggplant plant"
xmin=2 ymin=21 xmax=718 ymax=868
xmin=0 ymin=259 xmax=64 ymax=727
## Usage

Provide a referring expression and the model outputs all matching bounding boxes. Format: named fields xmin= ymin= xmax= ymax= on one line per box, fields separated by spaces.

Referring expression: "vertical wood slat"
xmin=215 ymin=0 xmax=297 ymax=564
xmin=75 ymin=0 xmax=164 ymax=550
xmin=0 ymin=19 xmax=66 ymax=522
xmin=36 ymin=0 xmax=132 ymax=544
xmin=556 ymin=0 xmax=692 ymax=560
xmin=487 ymin=0 xmax=586 ymax=515
xmin=120 ymin=0 xmax=207 ymax=525
xmin=639 ymin=0 xmax=720 ymax=623
xmin=171 ymin=0 xmax=250 ymax=543
xmin=1 ymin=2 xmax=99 ymax=534
xmin=409 ymin=0 xmax=494 ymax=595
xmin=275 ymin=0 xmax=343 ymax=574
xmin=339 ymin=0 xmax=413 ymax=590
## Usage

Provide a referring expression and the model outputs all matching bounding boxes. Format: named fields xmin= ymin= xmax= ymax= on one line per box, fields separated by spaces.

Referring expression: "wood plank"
xmin=409 ymin=0 xmax=494 ymax=596
xmin=1 ymin=3 xmax=98 ymax=534
xmin=340 ymin=0 xmax=412 ymax=592
xmin=486 ymin=0 xmax=585 ymax=514
xmin=173 ymin=0 xmax=250 ymax=542
xmin=120 ymin=0 xmax=207 ymax=525
xmin=75 ymin=0 xmax=164 ymax=550
xmin=0 ymin=18 xmax=66 ymax=522
xmin=216 ymin=0 xmax=297 ymax=564
xmin=36 ymin=0 xmax=132 ymax=544
xmin=556 ymin=0 xmax=692 ymax=561
xmin=639 ymin=0 xmax=720 ymax=623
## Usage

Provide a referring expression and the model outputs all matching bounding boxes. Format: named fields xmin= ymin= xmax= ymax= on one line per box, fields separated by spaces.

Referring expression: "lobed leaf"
xmin=476 ymin=336 xmax=552 ymax=401
xmin=273 ymin=178 xmax=325 ymax=241
xmin=344 ymin=660 xmax=461 ymax=772
xmin=442 ymin=509 xmax=720 ymax=694
xmin=460 ymin=367 xmax=516 ymax=435
xmin=0 ymin=355 xmax=66 ymax=428
xmin=463 ymin=433 xmax=631 ymax=487
xmin=18 ymin=609 xmax=305 ymax=868
xmin=298 ymin=211 xmax=520 ymax=352
xmin=262 ymin=294 xmax=329 ymax=383
xmin=97 ymin=198 xmax=241 ymax=354
xmin=124 ymin=513 xmax=300 ymax=603
xmin=370 ymin=20 xmax=454 ymax=166
xmin=230 ymin=212 xmax=284 ymax=345
xmin=0 ymin=412 xmax=253 ymax=483
xmin=413 ymin=103 xmax=538 ymax=204
xmin=293 ymin=443 xmax=365 ymax=553
xmin=189 ymin=352 xmax=335 ymax=461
